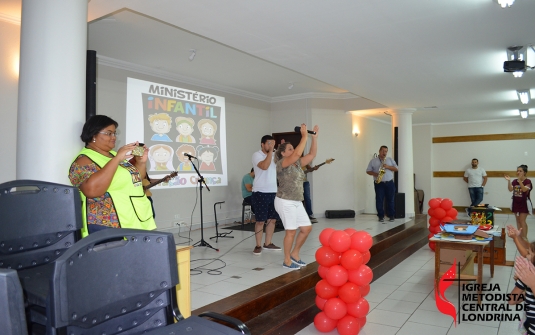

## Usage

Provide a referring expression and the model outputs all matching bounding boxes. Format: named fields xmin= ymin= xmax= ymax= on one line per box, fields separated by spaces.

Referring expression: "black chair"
xmin=0 ymin=180 xmax=83 ymax=271
xmin=0 ymin=268 xmax=28 ymax=335
xmin=47 ymin=228 xmax=250 ymax=335
xmin=0 ymin=180 xmax=83 ymax=332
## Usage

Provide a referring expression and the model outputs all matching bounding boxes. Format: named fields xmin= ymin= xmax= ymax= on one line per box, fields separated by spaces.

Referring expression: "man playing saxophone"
xmin=366 ymin=145 xmax=398 ymax=223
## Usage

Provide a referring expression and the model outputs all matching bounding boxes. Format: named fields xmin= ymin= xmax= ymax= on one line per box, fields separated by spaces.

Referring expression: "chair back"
xmin=49 ymin=228 xmax=178 ymax=334
xmin=0 ymin=180 xmax=83 ymax=270
xmin=0 ymin=268 xmax=28 ymax=335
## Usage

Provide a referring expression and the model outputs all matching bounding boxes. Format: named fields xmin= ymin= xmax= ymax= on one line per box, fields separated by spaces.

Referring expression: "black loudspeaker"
xmin=395 ymin=193 xmax=405 ymax=218
xmin=86 ymin=50 xmax=97 ymax=121
xmin=325 ymin=210 xmax=356 ymax=219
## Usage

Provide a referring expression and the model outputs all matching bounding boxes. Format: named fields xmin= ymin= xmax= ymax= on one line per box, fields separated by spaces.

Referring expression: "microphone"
xmin=184 ymin=153 xmax=198 ymax=159
xmin=294 ymin=126 xmax=316 ymax=135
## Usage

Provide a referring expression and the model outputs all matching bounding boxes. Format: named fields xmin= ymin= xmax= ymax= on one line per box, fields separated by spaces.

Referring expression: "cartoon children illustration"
xmin=196 ymin=145 xmax=219 ymax=171
xmin=148 ymin=144 xmax=174 ymax=171
xmin=148 ymin=113 xmax=173 ymax=142
xmin=176 ymin=144 xmax=196 ymax=171
xmin=175 ymin=117 xmax=196 ymax=143
xmin=197 ymin=119 xmax=217 ymax=145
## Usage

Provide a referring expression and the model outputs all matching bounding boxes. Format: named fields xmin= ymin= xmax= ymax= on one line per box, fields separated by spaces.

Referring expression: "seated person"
xmin=242 ymin=168 xmax=255 ymax=221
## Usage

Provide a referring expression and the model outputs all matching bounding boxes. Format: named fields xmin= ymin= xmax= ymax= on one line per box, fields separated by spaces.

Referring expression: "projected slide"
xmin=126 ymin=78 xmax=227 ymax=189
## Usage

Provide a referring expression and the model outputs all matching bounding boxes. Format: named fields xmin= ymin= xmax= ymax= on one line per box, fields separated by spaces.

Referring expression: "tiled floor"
xmin=173 ymin=213 xmax=534 ymax=334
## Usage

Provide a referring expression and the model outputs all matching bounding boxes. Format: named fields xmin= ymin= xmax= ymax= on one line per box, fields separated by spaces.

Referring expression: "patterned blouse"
xmin=68 ymin=157 xmax=120 ymax=229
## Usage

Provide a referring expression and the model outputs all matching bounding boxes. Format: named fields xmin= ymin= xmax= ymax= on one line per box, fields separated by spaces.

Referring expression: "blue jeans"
xmin=374 ymin=180 xmax=396 ymax=219
xmin=468 ymin=187 xmax=484 ymax=207
xmin=303 ymin=181 xmax=313 ymax=216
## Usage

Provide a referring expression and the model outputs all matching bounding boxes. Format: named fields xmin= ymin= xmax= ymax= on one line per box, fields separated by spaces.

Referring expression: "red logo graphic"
xmin=435 ymin=260 xmax=457 ymax=325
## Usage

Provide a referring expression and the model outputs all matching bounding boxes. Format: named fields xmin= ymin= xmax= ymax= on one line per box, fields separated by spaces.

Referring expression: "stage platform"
xmin=192 ymin=214 xmax=429 ymax=335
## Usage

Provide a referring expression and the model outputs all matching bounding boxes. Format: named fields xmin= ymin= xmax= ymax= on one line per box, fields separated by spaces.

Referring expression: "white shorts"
xmin=274 ymin=196 xmax=311 ymax=230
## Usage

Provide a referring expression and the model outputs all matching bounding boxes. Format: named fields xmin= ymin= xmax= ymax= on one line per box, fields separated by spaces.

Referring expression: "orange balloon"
xmin=428 ymin=198 xmax=441 ymax=209
xmin=314 ymin=311 xmax=338 ymax=332
xmin=440 ymin=198 xmax=453 ymax=210
xmin=350 ymin=231 xmax=373 ymax=253
xmin=319 ymin=228 xmax=336 ymax=246
xmin=433 ymin=207 xmax=446 ymax=219
xmin=340 ymin=249 xmax=363 ymax=270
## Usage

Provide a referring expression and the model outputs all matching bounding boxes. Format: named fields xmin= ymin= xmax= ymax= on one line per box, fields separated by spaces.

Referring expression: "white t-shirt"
xmin=252 ymin=150 xmax=277 ymax=193
xmin=464 ymin=167 xmax=487 ymax=188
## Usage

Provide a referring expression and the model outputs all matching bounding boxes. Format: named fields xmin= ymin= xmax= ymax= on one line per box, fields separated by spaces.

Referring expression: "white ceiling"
xmin=2 ymin=0 xmax=535 ymax=124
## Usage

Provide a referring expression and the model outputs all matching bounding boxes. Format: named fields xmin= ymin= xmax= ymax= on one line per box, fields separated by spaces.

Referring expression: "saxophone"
xmin=375 ymin=158 xmax=386 ymax=184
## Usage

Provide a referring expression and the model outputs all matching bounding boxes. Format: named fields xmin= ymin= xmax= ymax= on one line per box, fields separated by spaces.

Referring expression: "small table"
xmin=430 ymin=237 xmax=494 ymax=304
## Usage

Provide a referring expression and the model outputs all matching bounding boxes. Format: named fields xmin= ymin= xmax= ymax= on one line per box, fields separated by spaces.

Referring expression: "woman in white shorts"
xmin=274 ymin=124 xmax=319 ymax=269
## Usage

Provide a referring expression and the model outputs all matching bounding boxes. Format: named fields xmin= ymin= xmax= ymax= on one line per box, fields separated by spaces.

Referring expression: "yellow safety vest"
xmin=74 ymin=148 xmax=156 ymax=237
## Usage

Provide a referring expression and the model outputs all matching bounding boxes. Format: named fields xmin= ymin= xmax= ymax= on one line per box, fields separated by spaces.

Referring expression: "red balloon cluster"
xmin=427 ymin=198 xmax=458 ymax=251
xmin=314 ymin=228 xmax=372 ymax=334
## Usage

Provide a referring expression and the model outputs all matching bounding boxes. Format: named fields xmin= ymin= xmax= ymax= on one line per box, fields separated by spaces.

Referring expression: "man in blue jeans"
xmin=463 ymin=158 xmax=487 ymax=207
xmin=366 ymin=146 xmax=398 ymax=223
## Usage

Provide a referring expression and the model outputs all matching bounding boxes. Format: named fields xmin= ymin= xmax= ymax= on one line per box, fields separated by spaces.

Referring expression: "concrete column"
xmin=17 ymin=0 xmax=87 ymax=183
xmin=391 ymin=108 xmax=415 ymax=218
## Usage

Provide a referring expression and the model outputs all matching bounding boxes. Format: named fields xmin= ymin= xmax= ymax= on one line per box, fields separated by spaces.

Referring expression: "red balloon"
xmin=427 ymin=208 xmax=435 ymax=217
xmin=319 ymin=228 xmax=336 ymax=246
xmin=346 ymin=297 xmax=369 ymax=318
xmin=441 ymin=216 xmax=454 ymax=224
xmin=428 ymin=232 xmax=435 ymax=239
xmin=428 ymin=198 xmax=440 ymax=209
xmin=318 ymin=265 xmax=330 ymax=279
xmin=429 ymin=241 xmax=436 ymax=251
xmin=337 ymin=315 xmax=361 ymax=335
xmin=440 ymin=198 xmax=453 ymax=210
xmin=348 ymin=264 xmax=373 ymax=286
xmin=326 ymin=265 xmax=349 ymax=287
xmin=324 ymin=297 xmax=347 ymax=320
xmin=358 ymin=316 xmax=366 ymax=328
xmin=433 ymin=207 xmax=446 ymax=219
xmin=315 ymin=246 xmax=341 ymax=267
xmin=329 ymin=231 xmax=351 ymax=253
xmin=314 ymin=311 xmax=338 ymax=332
xmin=429 ymin=225 xmax=441 ymax=234
xmin=359 ymin=284 xmax=370 ymax=297
xmin=338 ymin=282 xmax=362 ymax=304
xmin=361 ymin=251 xmax=371 ymax=264
xmin=447 ymin=208 xmax=458 ymax=219
xmin=315 ymin=295 xmax=328 ymax=310
xmin=344 ymin=228 xmax=358 ymax=236
xmin=340 ymin=249 xmax=363 ymax=270
xmin=429 ymin=217 xmax=440 ymax=227
xmin=315 ymin=279 xmax=339 ymax=299
xmin=350 ymin=231 xmax=373 ymax=253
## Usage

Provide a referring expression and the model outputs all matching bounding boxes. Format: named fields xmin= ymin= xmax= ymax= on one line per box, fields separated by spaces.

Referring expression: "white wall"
xmin=417 ymin=119 xmax=535 ymax=212
xmin=0 ymin=20 xmax=20 ymax=184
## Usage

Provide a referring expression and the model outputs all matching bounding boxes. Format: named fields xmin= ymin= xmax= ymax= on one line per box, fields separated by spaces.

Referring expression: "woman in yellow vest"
xmin=68 ymin=115 xmax=156 ymax=237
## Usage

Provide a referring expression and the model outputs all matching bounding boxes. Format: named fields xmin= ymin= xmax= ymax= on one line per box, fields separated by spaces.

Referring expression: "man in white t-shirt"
xmin=251 ymin=135 xmax=282 ymax=256
xmin=463 ymin=158 xmax=487 ymax=207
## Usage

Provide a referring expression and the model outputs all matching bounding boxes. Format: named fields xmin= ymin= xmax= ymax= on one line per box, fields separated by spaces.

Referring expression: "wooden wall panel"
xmin=433 ymin=133 xmax=535 ymax=143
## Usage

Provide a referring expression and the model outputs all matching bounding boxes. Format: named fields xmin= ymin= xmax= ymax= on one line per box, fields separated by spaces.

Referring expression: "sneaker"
xmin=283 ymin=262 xmax=301 ymax=270
xmin=309 ymin=216 xmax=318 ymax=224
xmin=378 ymin=218 xmax=384 ymax=223
xmin=291 ymin=257 xmax=307 ymax=267
xmin=253 ymin=246 xmax=262 ymax=256
xmin=263 ymin=243 xmax=281 ymax=251
xmin=389 ymin=218 xmax=395 ymax=222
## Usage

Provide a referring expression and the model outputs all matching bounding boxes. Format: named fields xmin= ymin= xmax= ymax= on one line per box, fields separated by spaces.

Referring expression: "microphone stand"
xmin=189 ymin=156 xmax=219 ymax=252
